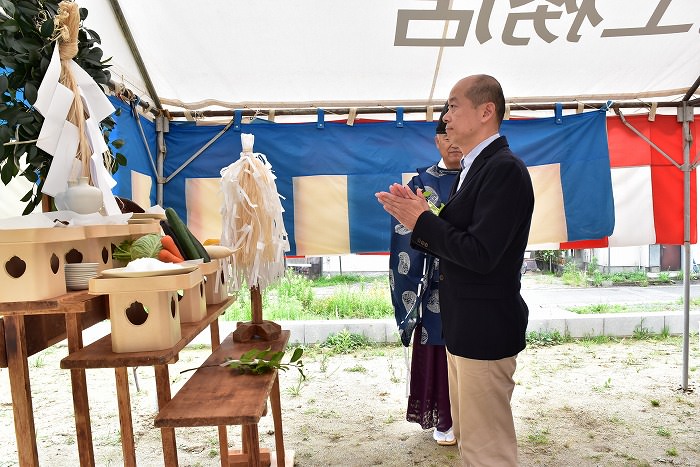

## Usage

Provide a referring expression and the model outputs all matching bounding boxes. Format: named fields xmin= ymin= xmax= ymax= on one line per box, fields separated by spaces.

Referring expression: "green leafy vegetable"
xmin=112 ymin=239 xmax=133 ymax=262
xmin=130 ymin=234 xmax=163 ymax=260
xmin=112 ymin=235 xmax=164 ymax=262
xmin=221 ymin=347 xmax=305 ymax=379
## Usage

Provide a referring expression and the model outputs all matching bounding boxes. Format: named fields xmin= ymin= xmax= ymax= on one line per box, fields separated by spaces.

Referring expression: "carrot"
xmin=158 ymin=249 xmax=184 ymax=263
xmin=160 ymin=235 xmax=184 ymax=261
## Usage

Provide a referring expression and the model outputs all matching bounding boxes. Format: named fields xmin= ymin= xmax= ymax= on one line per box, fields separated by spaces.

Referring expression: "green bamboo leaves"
xmin=222 ymin=347 xmax=305 ymax=380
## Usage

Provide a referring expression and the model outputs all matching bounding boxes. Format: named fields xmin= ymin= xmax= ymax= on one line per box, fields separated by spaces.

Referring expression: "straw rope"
xmin=55 ymin=0 xmax=92 ymax=181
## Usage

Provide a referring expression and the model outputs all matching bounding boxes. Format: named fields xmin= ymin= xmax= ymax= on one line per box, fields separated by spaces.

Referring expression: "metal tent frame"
xmin=105 ymin=0 xmax=699 ymax=390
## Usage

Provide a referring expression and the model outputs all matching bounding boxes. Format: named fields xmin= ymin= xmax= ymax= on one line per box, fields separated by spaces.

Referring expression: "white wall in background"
xmin=321 ymin=254 xmax=389 ymax=275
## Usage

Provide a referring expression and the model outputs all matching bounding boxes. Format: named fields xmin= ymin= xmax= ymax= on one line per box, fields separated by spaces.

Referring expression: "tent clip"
xmin=317 ymin=108 xmax=325 ymax=129
xmin=647 ymin=102 xmax=657 ymax=122
xmin=347 ymin=108 xmax=357 ymax=126
xmin=554 ymin=103 xmax=563 ymax=125
xmin=396 ymin=107 xmax=404 ymax=128
xmin=233 ymin=110 xmax=242 ymax=131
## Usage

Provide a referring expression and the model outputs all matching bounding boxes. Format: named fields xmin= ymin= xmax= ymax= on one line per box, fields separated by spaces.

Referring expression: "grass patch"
xmin=285 ymin=374 xmax=306 ymax=397
xmin=562 ymin=261 xmax=587 ymax=287
xmin=526 ymin=428 xmax=550 ymax=445
xmin=29 ymin=354 xmax=46 ymax=368
xmin=633 ymin=322 xmax=655 ymax=340
xmin=677 ymin=296 xmax=700 ymax=306
xmin=579 ymin=334 xmax=618 ymax=344
xmin=608 ymin=270 xmax=649 ymax=285
xmin=223 ymin=274 xmax=316 ymax=321
xmin=320 ymin=329 xmax=370 ymax=354
xmin=311 ymin=274 xmax=385 ymax=287
xmin=308 ymin=283 xmax=392 ymax=319
xmin=526 ymin=329 xmax=571 ymax=347
xmin=568 ymin=301 xmax=690 ymax=314
xmin=223 ymin=270 xmax=698 ymax=323
xmin=344 ymin=364 xmax=368 ymax=373
xmin=223 ymin=273 xmax=392 ymax=321
xmin=559 ymin=260 xmax=653 ymax=287
xmin=592 ymin=377 xmax=613 ymax=392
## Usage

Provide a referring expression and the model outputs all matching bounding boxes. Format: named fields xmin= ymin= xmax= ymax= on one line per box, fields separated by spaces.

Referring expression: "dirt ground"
xmin=1 ymin=335 xmax=698 ymax=467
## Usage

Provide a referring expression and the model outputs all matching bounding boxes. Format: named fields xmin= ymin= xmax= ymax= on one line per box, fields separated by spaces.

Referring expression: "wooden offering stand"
xmin=232 ymin=286 xmax=281 ymax=342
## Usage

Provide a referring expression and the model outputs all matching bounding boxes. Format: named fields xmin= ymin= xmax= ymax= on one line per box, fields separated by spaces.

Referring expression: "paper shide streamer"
xmin=33 ymin=0 xmax=121 ymax=215
xmin=220 ymin=133 xmax=290 ymax=292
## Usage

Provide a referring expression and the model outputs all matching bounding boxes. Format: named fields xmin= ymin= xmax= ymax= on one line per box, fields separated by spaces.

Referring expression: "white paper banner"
xmin=90 ymin=154 xmax=120 ymax=216
xmin=42 ymin=121 xmax=79 ymax=197
xmin=35 ymin=44 xmax=117 ymax=202
xmin=33 ymin=46 xmax=61 ymax=114
xmin=85 ymin=116 xmax=110 ymax=156
xmin=70 ymin=60 xmax=114 ymax=123
xmin=35 ymin=82 xmax=73 ymax=155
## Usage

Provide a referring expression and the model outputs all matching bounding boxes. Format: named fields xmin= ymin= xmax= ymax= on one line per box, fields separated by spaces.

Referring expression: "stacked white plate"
xmin=65 ymin=263 xmax=99 ymax=290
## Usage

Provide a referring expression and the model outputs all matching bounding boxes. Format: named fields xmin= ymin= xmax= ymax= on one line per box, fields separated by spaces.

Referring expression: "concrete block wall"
xmin=202 ymin=314 xmax=699 ymax=346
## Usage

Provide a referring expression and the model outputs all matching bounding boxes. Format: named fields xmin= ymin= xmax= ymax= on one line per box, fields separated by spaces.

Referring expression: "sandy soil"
xmin=1 ymin=335 xmax=698 ymax=467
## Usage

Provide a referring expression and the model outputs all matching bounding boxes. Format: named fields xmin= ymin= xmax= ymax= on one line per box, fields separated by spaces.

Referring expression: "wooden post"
xmin=251 ymin=286 xmax=263 ymax=324
xmin=232 ymin=286 xmax=281 ymax=342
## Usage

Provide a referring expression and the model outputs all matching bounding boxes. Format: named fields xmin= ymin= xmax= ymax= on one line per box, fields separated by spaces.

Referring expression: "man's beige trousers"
xmin=446 ymin=351 xmax=518 ymax=466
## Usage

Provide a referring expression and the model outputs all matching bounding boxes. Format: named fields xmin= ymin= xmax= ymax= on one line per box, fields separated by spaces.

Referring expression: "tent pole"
xmin=615 ymin=103 xmax=695 ymax=391
xmin=108 ymin=0 xmax=163 ymax=110
xmin=682 ymin=74 xmax=700 ymax=101
xmin=155 ymin=116 xmax=169 ymax=206
xmin=680 ymin=101 xmax=693 ymax=392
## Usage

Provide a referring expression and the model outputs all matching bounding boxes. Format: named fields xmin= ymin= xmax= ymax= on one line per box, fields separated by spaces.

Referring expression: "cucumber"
xmin=186 ymin=227 xmax=211 ymax=262
xmin=164 ymin=207 xmax=199 ymax=260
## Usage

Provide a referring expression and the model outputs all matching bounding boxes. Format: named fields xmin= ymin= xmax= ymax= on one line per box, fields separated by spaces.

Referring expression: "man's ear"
xmin=481 ymin=102 xmax=496 ymax=121
xmin=434 ymin=135 xmax=440 ymax=149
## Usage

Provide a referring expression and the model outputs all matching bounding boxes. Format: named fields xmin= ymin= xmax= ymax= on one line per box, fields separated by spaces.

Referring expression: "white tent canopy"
xmin=6 ymin=0 xmax=693 ymax=391
xmin=80 ymin=0 xmax=700 ymax=115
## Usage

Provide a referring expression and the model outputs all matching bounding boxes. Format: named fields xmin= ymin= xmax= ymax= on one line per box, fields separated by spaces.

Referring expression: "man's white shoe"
xmin=433 ymin=427 xmax=457 ymax=446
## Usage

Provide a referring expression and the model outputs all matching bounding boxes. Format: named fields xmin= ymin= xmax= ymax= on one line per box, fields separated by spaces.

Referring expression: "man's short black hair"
xmin=435 ymin=102 xmax=449 ymax=134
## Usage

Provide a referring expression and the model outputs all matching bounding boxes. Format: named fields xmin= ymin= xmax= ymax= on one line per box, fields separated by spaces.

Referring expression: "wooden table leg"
xmin=243 ymin=424 xmax=261 ymax=467
xmin=212 ymin=317 xmax=227 ymax=466
xmin=64 ymin=313 xmax=95 ymax=467
xmin=154 ymin=364 xmax=178 ymax=467
xmin=269 ymin=373 xmax=285 ymax=467
xmin=218 ymin=426 xmax=228 ymax=467
xmin=114 ymin=367 xmax=136 ymax=467
xmin=240 ymin=425 xmax=248 ymax=456
xmin=4 ymin=315 xmax=39 ymax=467
xmin=210 ymin=319 xmax=221 ymax=351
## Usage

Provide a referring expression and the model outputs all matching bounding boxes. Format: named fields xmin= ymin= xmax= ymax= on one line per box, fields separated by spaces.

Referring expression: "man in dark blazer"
xmin=376 ymin=74 xmax=534 ymax=466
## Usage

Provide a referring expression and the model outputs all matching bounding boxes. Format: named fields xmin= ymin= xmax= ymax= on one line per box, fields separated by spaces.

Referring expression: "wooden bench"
xmin=154 ymin=330 xmax=292 ymax=467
